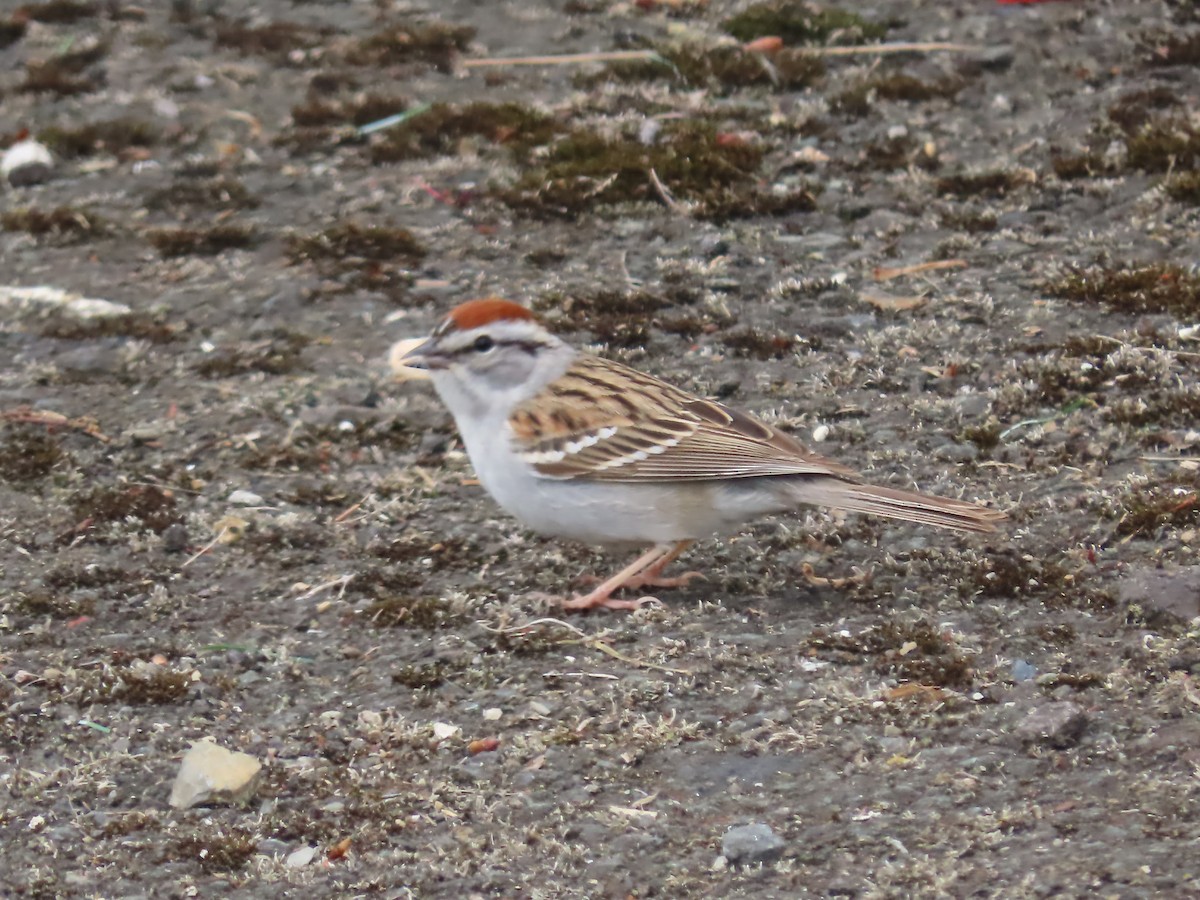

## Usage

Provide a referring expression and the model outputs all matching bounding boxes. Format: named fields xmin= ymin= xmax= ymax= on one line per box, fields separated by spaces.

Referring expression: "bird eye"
xmin=473 ymin=335 xmax=495 ymax=353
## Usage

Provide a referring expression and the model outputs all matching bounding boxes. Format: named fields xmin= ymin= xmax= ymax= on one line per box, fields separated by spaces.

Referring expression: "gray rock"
xmin=1014 ymin=702 xmax=1088 ymax=749
xmin=1118 ymin=567 xmax=1200 ymax=626
xmin=161 ymin=524 xmax=190 ymax=553
xmin=721 ymin=823 xmax=786 ymax=865
xmin=976 ymin=45 xmax=1016 ymax=72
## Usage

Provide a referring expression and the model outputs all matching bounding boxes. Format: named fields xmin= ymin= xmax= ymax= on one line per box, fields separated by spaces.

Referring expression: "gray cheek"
xmin=481 ymin=353 xmax=537 ymax=391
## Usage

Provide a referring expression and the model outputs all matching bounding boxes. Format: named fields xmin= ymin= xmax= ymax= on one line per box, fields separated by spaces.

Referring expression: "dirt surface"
xmin=2 ymin=0 xmax=1200 ymax=896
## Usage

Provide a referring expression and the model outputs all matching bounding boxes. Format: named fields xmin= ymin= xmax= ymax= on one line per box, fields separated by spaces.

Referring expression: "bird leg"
xmin=614 ymin=540 xmax=704 ymax=590
xmin=560 ymin=544 xmax=677 ymax=611
xmin=571 ymin=542 xmax=700 ymax=600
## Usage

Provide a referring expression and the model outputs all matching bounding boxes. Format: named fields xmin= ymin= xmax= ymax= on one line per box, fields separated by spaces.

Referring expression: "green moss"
xmin=830 ymin=81 xmax=873 ymax=117
xmin=145 ymin=224 xmax=259 ymax=257
xmin=344 ymin=21 xmax=475 ymax=70
xmin=807 ymin=620 xmax=974 ymax=688
xmin=1108 ymin=87 xmax=1180 ymax=132
xmin=285 ymin=221 xmax=426 ymax=266
xmin=701 ymin=185 xmax=816 ymax=221
xmin=213 ymin=20 xmax=332 ymax=59
xmin=370 ymin=535 xmax=469 ymax=569
xmin=38 ymin=118 xmax=159 ymax=158
xmin=43 ymin=564 xmax=140 ymax=590
xmin=1144 ymin=30 xmax=1200 ymax=66
xmin=577 ymin=44 xmax=825 ymax=93
xmin=193 ymin=332 xmax=310 ymax=378
xmin=144 ymin=178 xmax=259 ymax=211
xmin=369 ymin=101 xmax=558 ymax=163
xmin=960 ymin=421 xmax=1001 ymax=453
xmin=935 ymin=170 xmax=1032 ymax=198
xmin=1125 ymin=118 xmax=1200 ymax=172
xmin=40 ymin=312 xmax=176 ymax=343
xmin=19 ymin=37 xmax=108 ymax=94
xmin=366 ymin=596 xmax=463 ymax=630
xmin=856 ymin=134 xmax=938 ymax=172
xmin=77 ymin=667 xmax=191 ymax=705
xmin=721 ymin=327 xmax=796 ymax=360
xmin=971 ymin=552 xmax=1074 ymax=600
xmin=938 ymin=210 xmax=997 ymax=233
xmin=1 ymin=206 xmax=106 ymax=241
xmin=14 ymin=590 xmax=94 ymax=618
xmin=1106 ymin=391 xmax=1200 ymax=428
xmin=1059 ymin=334 xmax=1120 ymax=358
xmin=1045 ymin=263 xmax=1200 ymax=317
xmin=0 ymin=19 xmax=27 ymax=49
xmin=20 ymin=1 xmax=98 ymax=23
xmin=533 ymin=288 xmax=695 ymax=347
xmin=70 ymin=484 xmax=181 ymax=533
xmin=1165 ymin=170 xmax=1200 ymax=204
xmin=291 ymin=93 xmax=409 ymax=128
xmin=359 ymin=567 xmax=466 ymax=629
xmin=392 ymin=660 xmax=462 ymax=688
xmin=174 ymin=829 xmax=257 ymax=871
xmin=723 ymin=2 xmax=886 ymax=46
xmin=1112 ymin=481 xmax=1199 ymax=538
xmin=0 ymin=429 xmax=65 ymax=481
xmin=830 ymin=70 xmax=967 ymax=119
xmin=495 ymin=121 xmax=809 ymax=222
xmin=1050 ymin=152 xmax=1109 ymax=180
xmin=20 ymin=64 xmax=95 ymax=96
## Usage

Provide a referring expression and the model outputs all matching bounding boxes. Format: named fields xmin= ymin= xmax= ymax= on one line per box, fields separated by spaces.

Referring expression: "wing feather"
xmin=508 ymin=355 xmax=856 ymax=482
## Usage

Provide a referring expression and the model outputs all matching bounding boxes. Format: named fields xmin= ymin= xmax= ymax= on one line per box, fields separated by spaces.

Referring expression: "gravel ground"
xmin=2 ymin=0 xmax=1200 ymax=896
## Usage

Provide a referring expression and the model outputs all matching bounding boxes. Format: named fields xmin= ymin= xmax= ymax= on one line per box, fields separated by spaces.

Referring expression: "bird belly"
xmin=457 ymin=419 xmax=797 ymax=545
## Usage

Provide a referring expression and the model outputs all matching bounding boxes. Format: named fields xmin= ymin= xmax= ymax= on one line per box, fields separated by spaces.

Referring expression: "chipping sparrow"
xmin=398 ymin=298 xmax=1005 ymax=611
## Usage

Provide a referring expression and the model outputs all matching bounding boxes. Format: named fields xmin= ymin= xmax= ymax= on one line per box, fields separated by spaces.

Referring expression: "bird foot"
xmin=575 ymin=570 xmax=706 ymax=592
xmin=558 ymin=592 xmax=661 ymax=612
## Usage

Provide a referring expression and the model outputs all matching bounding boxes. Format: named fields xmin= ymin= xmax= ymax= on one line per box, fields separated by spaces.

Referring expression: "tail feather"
xmin=794 ymin=479 xmax=1006 ymax=534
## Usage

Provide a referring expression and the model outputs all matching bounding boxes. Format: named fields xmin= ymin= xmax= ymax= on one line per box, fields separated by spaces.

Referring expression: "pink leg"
xmin=624 ymin=540 xmax=703 ymax=589
xmin=560 ymin=544 xmax=677 ymax=611
xmin=573 ymin=540 xmax=704 ymax=592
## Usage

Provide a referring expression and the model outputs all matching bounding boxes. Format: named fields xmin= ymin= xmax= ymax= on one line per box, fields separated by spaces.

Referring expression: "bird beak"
xmin=388 ymin=337 xmax=445 ymax=381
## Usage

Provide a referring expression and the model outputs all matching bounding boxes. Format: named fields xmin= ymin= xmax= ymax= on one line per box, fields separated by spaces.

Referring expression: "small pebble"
xmin=721 ymin=822 xmax=786 ymax=866
xmin=1014 ymin=702 xmax=1088 ymax=749
xmin=2 ymin=140 xmax=54 ymax=187
xmin=227 ymin=489 xmax=264 ymax=506
xmin=1011 ymin=659 xmax=1038 ymax=682
xmin=285 ymin=845 xmax=317 ymax=868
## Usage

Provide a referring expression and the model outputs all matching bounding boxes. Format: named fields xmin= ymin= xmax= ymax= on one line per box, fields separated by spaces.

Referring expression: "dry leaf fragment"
xmin=861 ymin=291 xmax=929 ymax=312
xmin=468 ymin=737 xmax=501 ymax=755
xmin=873 ymin=260 xmax=967 ymax=281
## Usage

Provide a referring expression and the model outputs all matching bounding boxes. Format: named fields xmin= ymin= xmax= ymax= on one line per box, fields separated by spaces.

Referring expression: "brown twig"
xmin=874 ymin=259 xmax=967 ymax=281
xmin=648 ymin=168 xmax=685 ymax=214
xmin=2 ymin=406 xmax=111 ymax=442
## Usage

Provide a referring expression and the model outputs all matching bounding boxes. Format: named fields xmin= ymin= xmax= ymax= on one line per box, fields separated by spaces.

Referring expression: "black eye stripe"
xmin=447 ymin=338 xmax=547 ymax=359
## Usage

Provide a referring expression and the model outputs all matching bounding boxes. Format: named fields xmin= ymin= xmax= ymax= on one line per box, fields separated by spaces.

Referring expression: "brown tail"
xmin=791 ymin=478 xmax=1006 ymax=533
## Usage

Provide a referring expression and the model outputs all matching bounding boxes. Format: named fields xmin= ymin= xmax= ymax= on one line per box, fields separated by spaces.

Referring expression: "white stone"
xmin=169 ymin=740 xmax=262 ymax=809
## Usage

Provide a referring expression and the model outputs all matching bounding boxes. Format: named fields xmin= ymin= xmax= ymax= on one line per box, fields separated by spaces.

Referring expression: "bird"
xmin=396 ymin=297 xmax=1006 ymax=611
